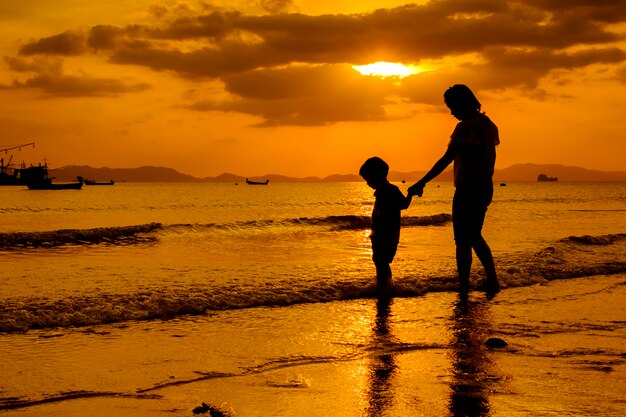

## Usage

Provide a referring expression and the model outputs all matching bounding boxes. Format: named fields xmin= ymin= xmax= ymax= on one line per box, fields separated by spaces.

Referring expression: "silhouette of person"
xmin=360 ymin=157 xmax=412 ymax=291
xmin=408 ymin=85 xmax=500 ymax=294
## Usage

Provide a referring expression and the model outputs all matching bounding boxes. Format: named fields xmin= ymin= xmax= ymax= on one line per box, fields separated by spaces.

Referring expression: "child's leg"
xmin=372 ymin=238 xmax=396 ymax=290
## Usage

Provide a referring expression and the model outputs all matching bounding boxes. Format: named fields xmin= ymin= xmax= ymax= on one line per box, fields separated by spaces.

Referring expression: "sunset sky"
xmin=1 ymin=0 xmax=625 ymax=178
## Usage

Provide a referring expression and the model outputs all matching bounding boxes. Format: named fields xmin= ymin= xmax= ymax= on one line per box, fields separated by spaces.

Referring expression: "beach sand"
xmin=2 ymin=273 xmax=625 ymax=417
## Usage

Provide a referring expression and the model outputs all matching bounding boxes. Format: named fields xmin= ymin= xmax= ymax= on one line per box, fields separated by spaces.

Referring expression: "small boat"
xmin=537 ymin=174 xmax=558 ymax=182
xmin=246 ymin=178 xmax=269 ymax=185
xmin=78 ymin=176 xmax=115 ymax=185
xmin=85 ymin=180 xmax=114 ymax=185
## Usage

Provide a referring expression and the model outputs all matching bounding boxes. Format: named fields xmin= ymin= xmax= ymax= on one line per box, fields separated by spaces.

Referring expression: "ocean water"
xmin=1 ymin=181 xmax=625 ymax=416
xmin=0 ymin=181 xmax=624 ymax=331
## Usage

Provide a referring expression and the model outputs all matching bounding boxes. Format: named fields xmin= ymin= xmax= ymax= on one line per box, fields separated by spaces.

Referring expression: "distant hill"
xmin=54 ymin=165 xmax=200 ymax=182
xmin=493 ymin=163 xmax=626 ymax=181
xmin=54 ymin=163 xmax=626 ymax=183
xmin=203 ymin=173 xmax=244 ymax=183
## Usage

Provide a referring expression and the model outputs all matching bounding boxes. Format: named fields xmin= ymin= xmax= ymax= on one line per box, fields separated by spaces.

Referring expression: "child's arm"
xmin=400 ymin=192 xmax=412 ymax=210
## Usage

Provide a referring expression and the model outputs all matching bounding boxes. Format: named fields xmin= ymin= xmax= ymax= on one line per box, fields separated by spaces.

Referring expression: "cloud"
xmin=5 ymin=56 xmax=64 ymax=74
xmin=13 ymin=74 xmax=151 ymax=97
xmin=20 ymin=1 xmax=624 ymax=66
xmin=19 ymin=31 xmax=87 ymax=56
xmin=87 ymin=25 xmax=127 ymax=51
xmin=5 ymin=56 xmax=150 ymax=97
xmin=187 ymin=64 xmax=397 ymax=126
xmin=482 ymin=46 xmax=626 ymax=87
xmin=148 ymin=10 xmax=243 ymax=41
xmin=523 ymin=0 xmax=626 ymax=23
xmin=8 ymin=0 xmax=626 ymax=123
xmin=259 ymin=0 xmax=295 ymax=14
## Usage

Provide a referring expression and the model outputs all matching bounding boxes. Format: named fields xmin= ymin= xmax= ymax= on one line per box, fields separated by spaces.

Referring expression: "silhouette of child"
xmin=360 ymin=157 xmax=412 ymax=291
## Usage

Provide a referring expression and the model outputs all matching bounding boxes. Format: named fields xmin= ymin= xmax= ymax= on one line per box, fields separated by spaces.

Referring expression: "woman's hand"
xmin=408 ymin=181 xmax=425 ymax=197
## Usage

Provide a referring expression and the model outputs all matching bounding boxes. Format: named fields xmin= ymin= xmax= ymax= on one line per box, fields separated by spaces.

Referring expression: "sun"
xmin=352 ymin=61 xmax=422 ymax=78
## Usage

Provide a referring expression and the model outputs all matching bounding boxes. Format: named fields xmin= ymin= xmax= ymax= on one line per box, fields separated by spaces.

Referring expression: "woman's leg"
xmin=456 ymin=242 xmax=472 ymax=292
xmin=472 ymin=236 xmax=499 ymax=291
xmin=454 ymin=184 xmax=498 ymax=292
xmin=375 ymin=261 xmax=392 ymax=288
xmin=453 ymin=190 xmax=472 ymax=292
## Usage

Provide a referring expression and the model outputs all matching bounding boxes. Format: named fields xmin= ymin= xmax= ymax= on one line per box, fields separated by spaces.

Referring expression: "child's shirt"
xmin=371 ymin=182 xmax=410 ymax=244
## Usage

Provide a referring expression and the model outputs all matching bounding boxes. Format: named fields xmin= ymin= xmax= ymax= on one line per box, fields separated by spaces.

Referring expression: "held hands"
xmin=407 ymin=181 xmax=425 ymax=197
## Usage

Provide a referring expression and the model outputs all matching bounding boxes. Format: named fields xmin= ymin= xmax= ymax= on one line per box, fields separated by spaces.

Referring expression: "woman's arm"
xmin=408 ymin=145 xmax=457 ymax=196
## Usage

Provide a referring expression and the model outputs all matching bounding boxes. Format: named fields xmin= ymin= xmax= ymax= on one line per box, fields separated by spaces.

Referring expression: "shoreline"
xmin=2 ymin=273 xmax=625 ymax=416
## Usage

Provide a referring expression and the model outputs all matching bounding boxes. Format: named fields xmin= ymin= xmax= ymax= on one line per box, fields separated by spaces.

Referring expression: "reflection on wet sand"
xmin=365 ymin=296 xmax=397 ymax=416
xmin=363 ymin=293 xmax=499 ymax=416
xmin=449 ymin=294 xmax=496 ymax=417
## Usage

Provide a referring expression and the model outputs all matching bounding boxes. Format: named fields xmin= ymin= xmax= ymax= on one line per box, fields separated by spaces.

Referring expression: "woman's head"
xmin=444 ymin=84 xmax=481 ymax=120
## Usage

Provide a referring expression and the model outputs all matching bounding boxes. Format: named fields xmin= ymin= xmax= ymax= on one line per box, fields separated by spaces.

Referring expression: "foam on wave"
xmin=1 ymin=232 xmax=624 ymax=333
xmin=0 ymin=214 xmax=452 ymax=248
xmin=0 ymin=223 xmax=162 ymax=248
xmin=559 ymin=233 xmax=626 ymax=246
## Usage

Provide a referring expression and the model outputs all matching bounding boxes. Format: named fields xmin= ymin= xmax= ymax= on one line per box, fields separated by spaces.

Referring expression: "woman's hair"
xmin=359 ymin=156 xmax=389 ymax=179
xmin=444 ymin=84 xmax=481 ymax=111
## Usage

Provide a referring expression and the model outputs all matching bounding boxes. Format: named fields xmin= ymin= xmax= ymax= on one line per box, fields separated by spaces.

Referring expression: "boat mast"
xmin=1 ymin=142 xmax=35 ymax=173
xmin=1 ymin=142 xmax=35 ymax=154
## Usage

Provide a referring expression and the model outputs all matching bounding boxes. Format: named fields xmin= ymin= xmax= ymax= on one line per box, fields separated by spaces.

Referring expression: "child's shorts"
xmin=371 ymin=235 xmax=398 ymax=264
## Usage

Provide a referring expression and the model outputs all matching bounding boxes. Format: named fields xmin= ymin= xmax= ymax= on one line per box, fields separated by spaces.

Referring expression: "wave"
xmin=0 ymin=214 xmax=451 ymax=248
xmin=0 ymin=390 xmax=162 ymax=411
xmin=0 ymin=223 xmax=162 ymax=248
xmin=1 ymin=233 xmax=624 ymax=333
xmin=271 ymin=213 xmax=451 ymax=230
xmin=559 ymin=233 xmax=626 ymax=245
xmin=166 ymin=213 xmax=450 ymax=232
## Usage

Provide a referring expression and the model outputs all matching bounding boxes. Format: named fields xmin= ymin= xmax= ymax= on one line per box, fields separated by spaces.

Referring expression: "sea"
xmin=1 ymin=181 xmax=625 ymax=416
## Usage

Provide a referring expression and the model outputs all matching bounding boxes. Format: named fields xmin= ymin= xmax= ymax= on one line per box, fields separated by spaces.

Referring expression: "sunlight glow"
xmin=352 ymin=62 xmax=422 ymax=78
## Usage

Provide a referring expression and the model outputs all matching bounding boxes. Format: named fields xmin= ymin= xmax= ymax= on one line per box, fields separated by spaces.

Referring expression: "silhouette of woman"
xmin=409 ymin=85 xmax=500 ymax=294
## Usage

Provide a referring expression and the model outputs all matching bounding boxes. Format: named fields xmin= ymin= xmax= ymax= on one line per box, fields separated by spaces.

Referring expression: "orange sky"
xmin=1 ymin=0 xmax=625 ymax=178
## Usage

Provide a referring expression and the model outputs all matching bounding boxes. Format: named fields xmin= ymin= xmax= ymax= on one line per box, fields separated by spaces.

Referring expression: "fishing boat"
xmin=0 ymin=163 xmax=58 ymax=187
xmin=27 ymin=180 xmax=83 ymax=190
xmin=246 ymin=178 xmax=269 ymax=185
xmin=0 ymin=160 xmax=22 ymax=185
xmin=26 ymin=165 xmax=83 ymax=190
xmin=0 ymin=142 xmax=35 ymax=186
xmin=1 ymin=142 xmax=82 ymax=189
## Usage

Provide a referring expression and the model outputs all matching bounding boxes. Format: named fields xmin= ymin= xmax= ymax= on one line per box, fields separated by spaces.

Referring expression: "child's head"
xmin=444 ymin=84 xmax=481 ymax=120
xmin=360 ymin=157 xmax=389 ymax=189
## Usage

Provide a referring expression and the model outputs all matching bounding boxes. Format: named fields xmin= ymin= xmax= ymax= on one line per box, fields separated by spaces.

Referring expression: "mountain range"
xmin=52 ymin=163 xmax=626 ymax=183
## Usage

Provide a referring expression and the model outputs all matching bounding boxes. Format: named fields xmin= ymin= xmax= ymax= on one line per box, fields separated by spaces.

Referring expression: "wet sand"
xmin=2 ymin=274 xmax=625 ymax=417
